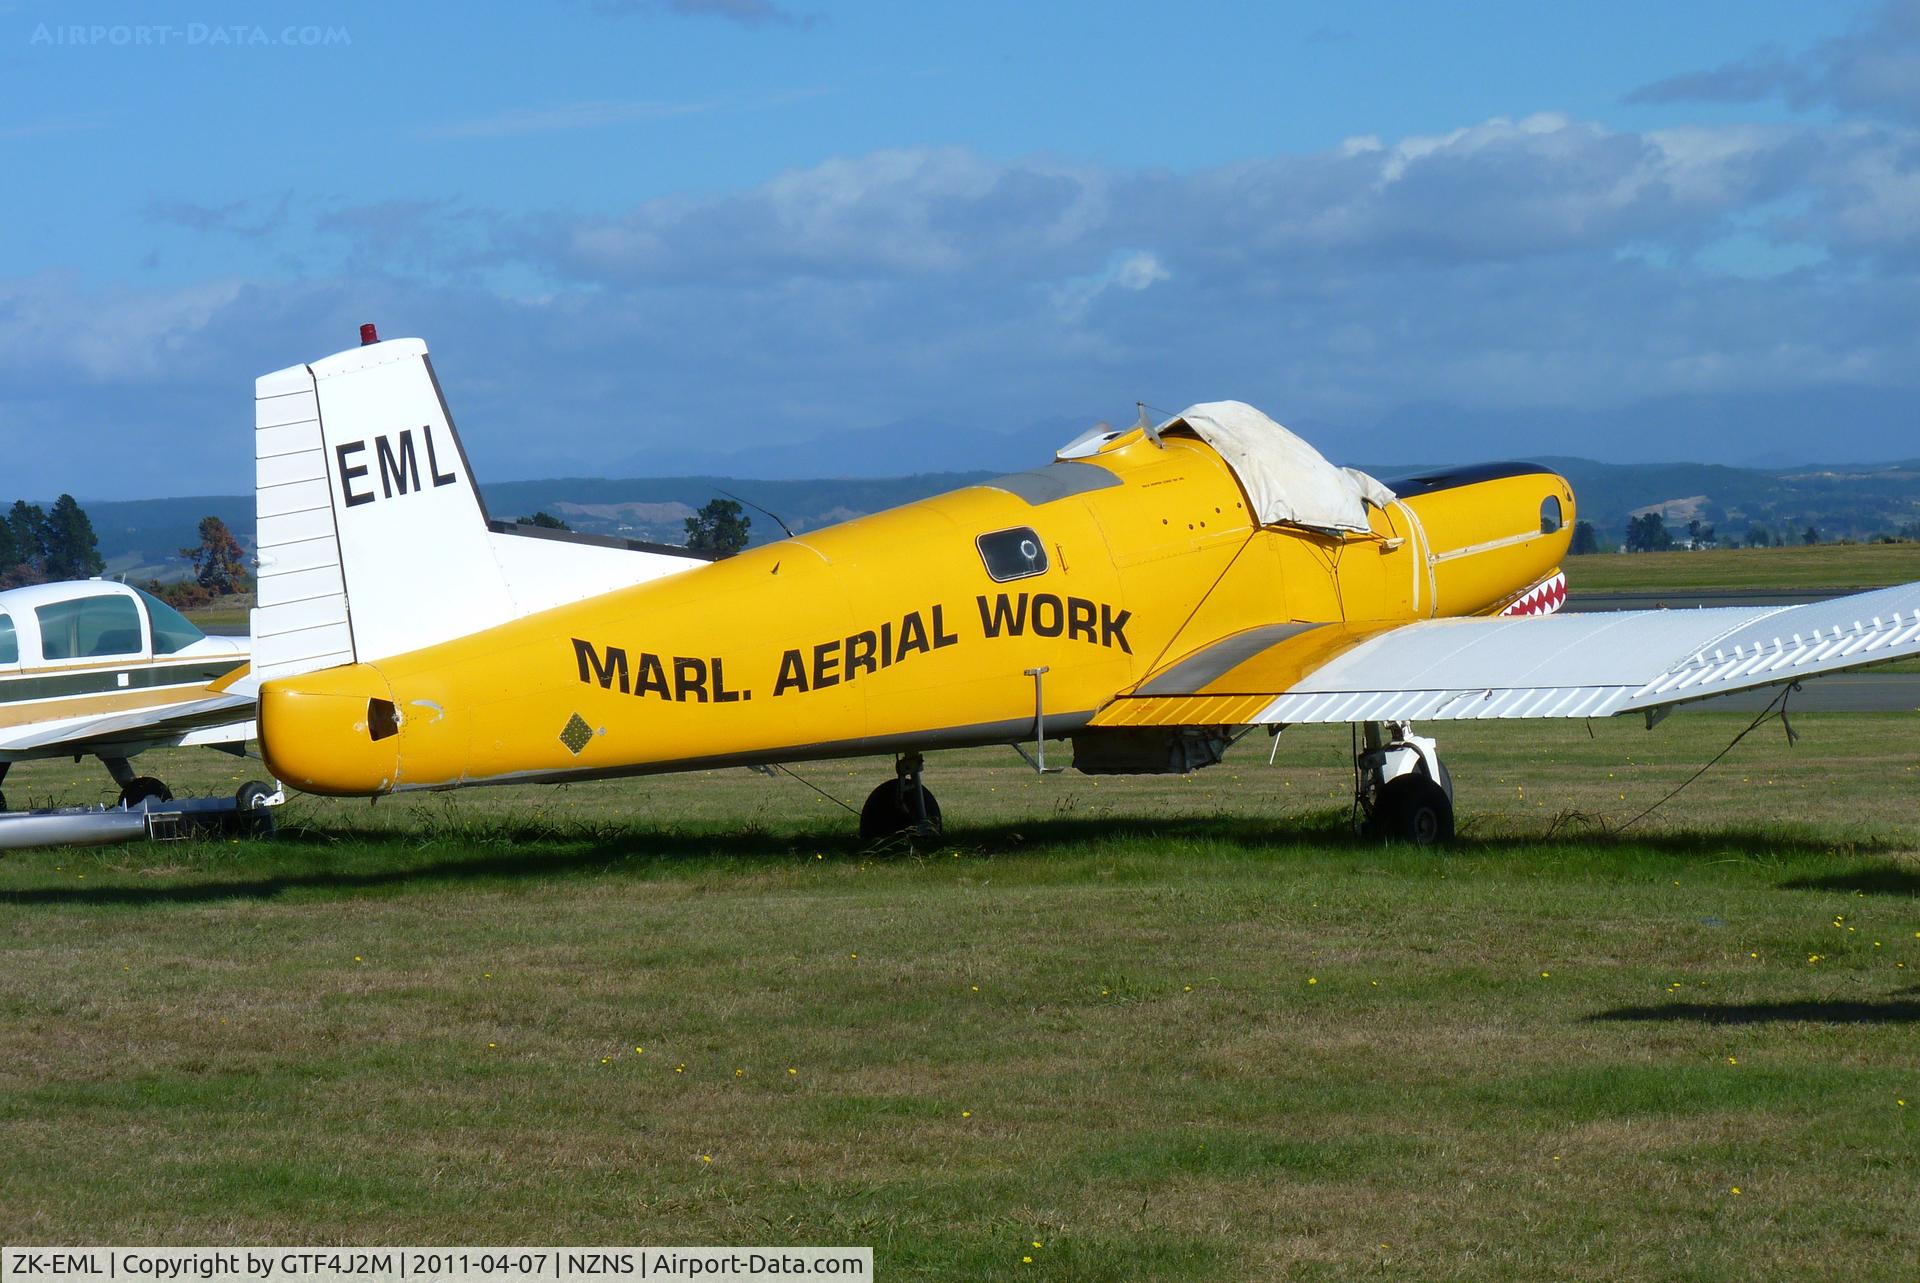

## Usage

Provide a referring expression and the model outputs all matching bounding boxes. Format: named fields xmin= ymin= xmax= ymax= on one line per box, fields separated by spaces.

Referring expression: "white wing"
xmin=0 ymin=693 xmax=254 ymax=754
xmin=1096 ymin=582 xmax=1920 ymax=727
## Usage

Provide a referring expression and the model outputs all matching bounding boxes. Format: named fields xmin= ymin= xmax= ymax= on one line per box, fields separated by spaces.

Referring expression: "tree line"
xmin=523 ymin=498 xmax=755 ymax=555
xmin=2 ymin=496 xmax=252 ymax=609
xmin=1568 ymin=510 xmax=1920 ymax=554
xmin=0 ymin=496 xmax=105 ymax=588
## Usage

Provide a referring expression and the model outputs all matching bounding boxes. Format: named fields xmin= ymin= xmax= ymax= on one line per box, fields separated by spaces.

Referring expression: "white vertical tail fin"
xmin=250 ymin=336 xmax=706 ymax=683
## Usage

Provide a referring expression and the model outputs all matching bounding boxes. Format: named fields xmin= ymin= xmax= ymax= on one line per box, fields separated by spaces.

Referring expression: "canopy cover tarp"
xmin=1161 ymin=400 xmax=1393 ymax=535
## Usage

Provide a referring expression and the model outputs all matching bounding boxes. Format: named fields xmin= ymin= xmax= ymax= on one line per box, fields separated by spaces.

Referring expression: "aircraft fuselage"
xmin=259 ymin=428 xmax=1573 ymax=794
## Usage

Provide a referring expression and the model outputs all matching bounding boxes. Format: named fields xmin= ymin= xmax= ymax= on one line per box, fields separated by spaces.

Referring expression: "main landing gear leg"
xmin=100 ymin=755 xmax=172 ymax=810
xmin=859 ymin=751 xmax=943 ymax=843
xmin=1356 ymin=721 xmax=1454 ymax=845
xmin=0 ymin=760 xmax=9 ymax=813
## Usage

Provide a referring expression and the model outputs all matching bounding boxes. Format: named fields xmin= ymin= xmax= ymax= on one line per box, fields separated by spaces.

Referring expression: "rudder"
xmin=249 ymin=335 xmax=707 ymax=685
xmin=251 ymin=338 xmax=516 ymax=681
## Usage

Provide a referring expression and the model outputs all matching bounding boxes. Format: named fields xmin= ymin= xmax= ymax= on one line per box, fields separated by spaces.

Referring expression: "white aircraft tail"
xmin=249 ymin=334 xmax=705 ymax=683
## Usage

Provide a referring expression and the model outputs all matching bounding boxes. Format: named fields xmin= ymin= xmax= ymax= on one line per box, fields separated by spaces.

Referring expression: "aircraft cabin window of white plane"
xmin=1541 ymin=495 xmax=1563 ymax=535
xmin=34 ymin=594 xmax=146 ymax=662
xmin=977 ymin=527 xmax=1049 ymax=582
xmin=135 ymin=587 xmax=207 ymax=655
xmin=0 ymin=612 xmax=16 ymax=665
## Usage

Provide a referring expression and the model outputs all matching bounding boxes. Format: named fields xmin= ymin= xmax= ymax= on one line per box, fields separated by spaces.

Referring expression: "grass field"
xmin=181 ymin=592 xmax=253 ymax=636
xmin=1567 ymin=543 xmax=1920 ymax=594
xmin=2 ymin=716 xmax=1916 ymax=1279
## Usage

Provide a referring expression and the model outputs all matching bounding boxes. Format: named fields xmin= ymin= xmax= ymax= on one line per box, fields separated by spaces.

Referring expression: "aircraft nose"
xmin=259 ymin=663 xmax=403 ymax=795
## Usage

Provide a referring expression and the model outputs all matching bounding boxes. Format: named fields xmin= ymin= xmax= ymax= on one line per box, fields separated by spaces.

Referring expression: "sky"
xmin=3 ymin=0 xmax=1919 ymax=498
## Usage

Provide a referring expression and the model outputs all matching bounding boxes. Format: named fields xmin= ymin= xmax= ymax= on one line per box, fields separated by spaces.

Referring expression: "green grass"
xmin=2 ymin=719 xmax=1917 ymax=1280
xmin=1567 ymin=542 xmax=1920 ymax=594
xmin=181 ymin=592 xmax=253 ymax=636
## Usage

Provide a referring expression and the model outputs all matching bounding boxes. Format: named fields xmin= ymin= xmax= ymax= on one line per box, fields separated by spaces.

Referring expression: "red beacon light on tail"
xmin=359 ymin=322 xmax=379 ymax=346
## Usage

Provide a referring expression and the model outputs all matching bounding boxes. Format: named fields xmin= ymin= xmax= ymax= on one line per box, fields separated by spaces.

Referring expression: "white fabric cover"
xmin=1162 ymin=401 xmax=1390 ymax=534
xmin=1343 ymin=466 xmax=1399 ymax=510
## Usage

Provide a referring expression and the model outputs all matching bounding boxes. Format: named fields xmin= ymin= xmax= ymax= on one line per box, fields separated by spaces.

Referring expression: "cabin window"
xmin=0 ymin=612 xmax=15 ymax=665
xmin=1540 ymin=495 xmax=1563 ymax=535
xmin=136 ymin=588 xmax=206 ymax=655
xmin=977 ymin=526 xmax=1049 ymax=582
xmin=35 ymin=594 xmax=145 ymax=662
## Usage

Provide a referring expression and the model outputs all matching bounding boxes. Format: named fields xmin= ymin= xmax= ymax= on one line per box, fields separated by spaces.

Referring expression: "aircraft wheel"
xmin=233 ymin=781 xmax=278 ymax=836
xmin=1370 ymin=775 xmax=1453 ymax=846
xmin=859 ymin=778 xmax=942 ymax=843
xmin=118 ymin=777 xmax=173 ymax=809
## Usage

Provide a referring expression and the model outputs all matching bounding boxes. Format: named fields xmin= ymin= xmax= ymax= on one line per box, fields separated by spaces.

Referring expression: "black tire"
xmin=118 ymin=777 xmax=173 ymax=809
xmin=859 ymin=778 xmax=942 ymax=843
xmin=1370 ymin=775 xmax=1454 ymax=846
xmin=233 ymin=780 xmax=278 ymax=837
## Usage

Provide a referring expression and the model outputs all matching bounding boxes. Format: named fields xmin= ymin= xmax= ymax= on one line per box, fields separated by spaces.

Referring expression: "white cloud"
xmin=0 ymin=271 xmax=246 ymax=381
xmin=1111 ymin=251 xmax=1169 ymax=291
xmin=1049 ymin=250 xmax=1170 ymax=320
xmin=560 ymin=147 xmax=1111 ymax=281
xmin=13 ymin=111 xmax=1920 ymax=497
xmin=1629 ymin=0 xmax=1920 ymax=123
xmin=0 ymin=112 xmax=112 ymax=141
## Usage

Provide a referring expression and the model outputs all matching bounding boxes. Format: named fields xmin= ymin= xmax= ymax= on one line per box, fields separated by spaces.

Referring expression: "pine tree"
xmin=181 ymin=515 xmax=250 ymax=595
xmin=41 ymin=494 xmax=104 ymax=580
xmin=685 ymin=498 xmax=751 ymax=556
xmin=6 ymin=501 xmax=48 ymax=582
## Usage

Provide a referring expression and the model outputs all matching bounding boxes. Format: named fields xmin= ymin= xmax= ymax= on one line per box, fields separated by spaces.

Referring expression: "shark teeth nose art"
xmin=1500 ymin=571 xmax=1568 ymax=617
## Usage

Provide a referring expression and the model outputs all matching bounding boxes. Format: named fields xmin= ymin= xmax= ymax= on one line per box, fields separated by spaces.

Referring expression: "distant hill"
xmin=479 ymin=473 xmax=996 ymax=546
xmin=80 ymin=494 xmax=257 ymax=581
xmin=1533 ymin=457 xmax=1920 ymax=546
xmin=70 ymin=473 xmax=994 ymax=580
xmin=58 ymin=456 xmax=1920 ymax=580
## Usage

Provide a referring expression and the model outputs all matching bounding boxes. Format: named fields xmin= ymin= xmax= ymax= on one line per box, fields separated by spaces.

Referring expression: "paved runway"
xmin=1568 ymin=588 xmax=1920 ymax=713
xmin=1566 ymin=590 xmax=1837 ymax=613
xmin=1664 ymin=673 xmax=1920 ymax=713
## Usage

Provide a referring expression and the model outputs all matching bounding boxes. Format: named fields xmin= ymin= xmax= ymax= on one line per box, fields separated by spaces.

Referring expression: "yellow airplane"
xmin=0 ymin=579 xmax=254 ymax=811
xmin=251 ymin=335 xmax=1920 ymax=842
